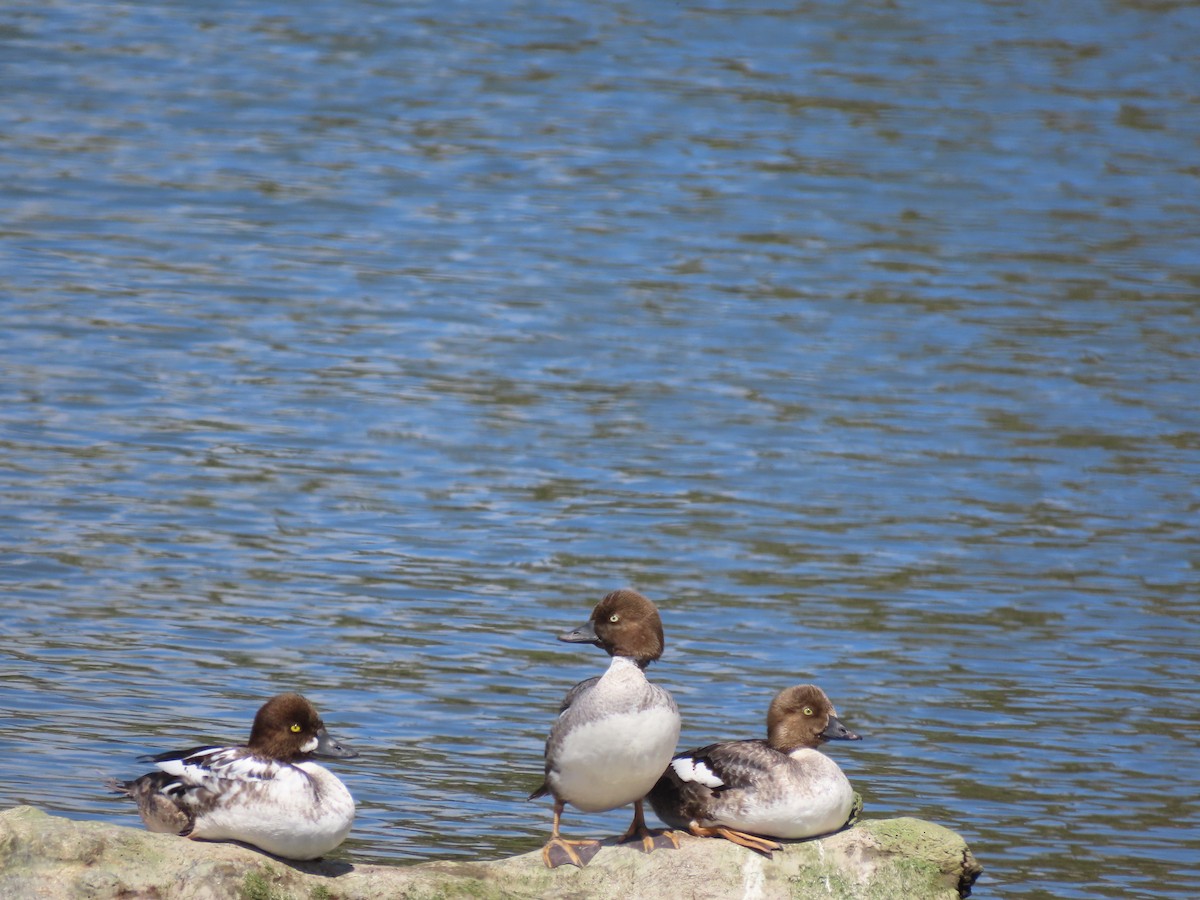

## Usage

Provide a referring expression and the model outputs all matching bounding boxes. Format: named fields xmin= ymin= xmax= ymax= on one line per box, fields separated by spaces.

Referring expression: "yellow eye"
xmin=290 ymin=723 xmax=302 ymax=733
xmin=803 ymin=707 xmax=814 ymax=716
xmin=609 ymin=614 xmax=620 ymax=623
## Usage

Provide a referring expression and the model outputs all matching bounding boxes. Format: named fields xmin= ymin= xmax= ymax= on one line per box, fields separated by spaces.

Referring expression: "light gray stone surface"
xmin=0 ymin=805 xmax=982 ymax=899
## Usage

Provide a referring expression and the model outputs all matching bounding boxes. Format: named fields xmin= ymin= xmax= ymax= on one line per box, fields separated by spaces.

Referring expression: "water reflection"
xmin=3 ymin=1 xmax=1200 ymax=898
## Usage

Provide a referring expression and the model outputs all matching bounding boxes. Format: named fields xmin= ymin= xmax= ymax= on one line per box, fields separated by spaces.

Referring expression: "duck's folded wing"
xmin=140 ymin=745 xmax=221 ymax=765
xmin=528 ymin=675 xmax=605 ymax=801
xmin=557 ymin=675 xmax=601 ymax=714
xmin=154 ymin=746 xmax=299 ymax=790
xmin=669 ymin=740 xmax=774 ymax=792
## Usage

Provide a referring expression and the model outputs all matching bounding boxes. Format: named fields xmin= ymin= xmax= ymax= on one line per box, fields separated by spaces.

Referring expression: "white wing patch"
xmin=672 ymin=756 xmax=725 ymax=789
xmin=156 ymin=748 xmax=296 ymax=790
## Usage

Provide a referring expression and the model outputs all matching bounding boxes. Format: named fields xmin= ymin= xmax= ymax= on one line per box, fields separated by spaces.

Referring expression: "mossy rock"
xmin=0 ymin=805 xmax=981 ymax=899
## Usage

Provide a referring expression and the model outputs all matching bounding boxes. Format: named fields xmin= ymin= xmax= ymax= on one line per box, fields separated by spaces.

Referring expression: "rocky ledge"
xmin=0 ymin=805 xmax=981 ymax=899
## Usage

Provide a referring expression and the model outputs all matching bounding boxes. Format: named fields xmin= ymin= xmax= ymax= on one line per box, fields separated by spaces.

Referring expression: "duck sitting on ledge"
xmin=648 ymin=683 xmax=861 ymax=856
xmin=108 ymin=692 xmax=357 ymax=861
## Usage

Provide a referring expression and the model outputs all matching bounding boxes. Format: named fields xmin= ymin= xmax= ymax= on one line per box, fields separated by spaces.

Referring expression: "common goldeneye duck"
xmin=530 ymin=588 xmax=682 ymax=868
xmin=109 ymin=692 xmax=357 ymax=861
xmin=647 ymin=683 xmax=861 ymax=857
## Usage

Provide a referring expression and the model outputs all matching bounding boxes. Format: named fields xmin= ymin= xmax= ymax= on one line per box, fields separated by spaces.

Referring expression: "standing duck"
xmin=531 ymin=588 xmax=682 ymax=868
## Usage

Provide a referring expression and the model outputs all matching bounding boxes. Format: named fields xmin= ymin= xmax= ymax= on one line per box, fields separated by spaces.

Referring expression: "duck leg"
xmin=616 ymin=799 xmax=681 ymax=853
xmin=689 ymin=822 xmax=782 ymax=857
xmin=540 ymin=800 xmax=602 ymax=869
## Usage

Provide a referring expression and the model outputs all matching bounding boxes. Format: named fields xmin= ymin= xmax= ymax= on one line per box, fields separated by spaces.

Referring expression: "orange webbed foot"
xmin=614 ymin=798 xmax=681 ymax=854
xmin=689 ymin=822 xmax=783 ymax=857
xmin=625 ymin=826 xmax=682 ymax=853
xmin=617 ymin=820 xmax=682 ymax=853
xmin=541 ymin=837 xmax=603 ymax=868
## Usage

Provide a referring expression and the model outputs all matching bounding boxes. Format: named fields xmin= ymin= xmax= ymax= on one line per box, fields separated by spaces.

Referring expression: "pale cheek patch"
xmin=300 ymin=737 xmax=318 ymax=754
xmin=672 ymin=757 xmax=724 ymax=789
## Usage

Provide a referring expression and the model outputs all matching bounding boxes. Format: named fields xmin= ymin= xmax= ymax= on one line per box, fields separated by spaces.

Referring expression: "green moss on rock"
xmin=0 ymin=805 xmax=981 ymax=899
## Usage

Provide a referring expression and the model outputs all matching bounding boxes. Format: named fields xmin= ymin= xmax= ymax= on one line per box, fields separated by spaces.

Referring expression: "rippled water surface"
xmin=2 ymin=2 xmax=1199 ymax=897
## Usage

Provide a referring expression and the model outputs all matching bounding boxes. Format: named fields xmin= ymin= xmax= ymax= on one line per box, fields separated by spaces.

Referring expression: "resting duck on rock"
xmin=648 ymin=683 xmax=861 ymax=857
xmin=109 ymin=692 xmax=357 ymax=861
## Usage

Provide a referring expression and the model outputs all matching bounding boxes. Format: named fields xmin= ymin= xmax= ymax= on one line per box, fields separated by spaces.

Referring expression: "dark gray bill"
xmin=557 ymin=618 xmax=599 ymax=644
xmin=821 ymin=715 xmax=862 ymax=742
xmin=314 ymin=727 xmax=358 ymax=759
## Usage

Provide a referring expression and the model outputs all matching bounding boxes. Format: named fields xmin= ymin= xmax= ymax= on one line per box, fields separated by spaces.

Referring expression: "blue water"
xmin=2 ymin=2 xmax=1199 ymax=897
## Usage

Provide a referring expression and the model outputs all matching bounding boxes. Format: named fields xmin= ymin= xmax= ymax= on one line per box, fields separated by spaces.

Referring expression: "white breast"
xmin=547 ymin=656 xmax=681 ymax=813
xmin=552 ymin=704 xmax=681 ymax=812
xmin=190 ymin=763 xmax=356 ymax=860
